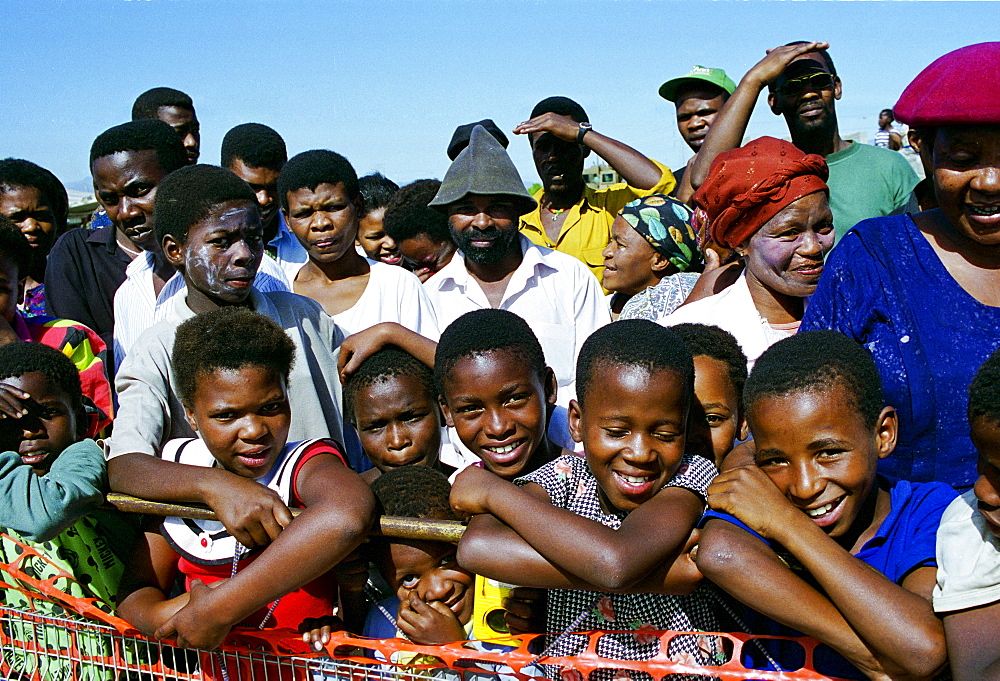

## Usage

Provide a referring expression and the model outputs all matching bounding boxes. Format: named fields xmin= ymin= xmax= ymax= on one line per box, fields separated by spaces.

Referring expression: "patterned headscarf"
xmin=692 ymin=137 xmax=829 ymax=250
xmin=619 ymin=194 xmax=702 ymax=272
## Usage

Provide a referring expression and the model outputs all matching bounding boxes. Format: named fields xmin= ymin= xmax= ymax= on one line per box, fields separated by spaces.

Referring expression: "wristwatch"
xmin=576 ymin=122 xmax=593 ymax=145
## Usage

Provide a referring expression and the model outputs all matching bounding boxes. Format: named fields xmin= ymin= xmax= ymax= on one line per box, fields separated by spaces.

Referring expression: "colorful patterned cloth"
xmin=619 ymin=272 xmax=700 ymax=322
xmin=516 ymin=454 xmax=723 ymax=676
xmin=12 ymin=312 xmax=113 ymax=437
xmin=619 ymin=195 xmax=701 ymax=272
xmin=17 ymin=283 xmax=45 ymax=318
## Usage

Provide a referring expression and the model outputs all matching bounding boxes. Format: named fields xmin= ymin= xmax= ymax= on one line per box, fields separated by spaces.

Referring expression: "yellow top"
xmin=520 ymin=161 xmax=676 ymax=287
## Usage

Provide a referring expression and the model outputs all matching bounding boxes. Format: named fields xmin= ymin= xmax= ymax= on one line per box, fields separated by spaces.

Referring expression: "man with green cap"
xmin=425 ymin=125 xmax=610 ymax=407
xmin=658 ymin=65 xmax=737 ymax=202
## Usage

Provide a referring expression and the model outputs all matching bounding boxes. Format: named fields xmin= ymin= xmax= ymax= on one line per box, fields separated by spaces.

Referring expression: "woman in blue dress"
xmin=801 ymin=42 xmax=1000 ymax=489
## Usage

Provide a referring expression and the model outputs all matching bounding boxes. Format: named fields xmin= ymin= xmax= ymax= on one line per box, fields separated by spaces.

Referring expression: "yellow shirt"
xmin=520 ymin=161 xmax=676 ymax=287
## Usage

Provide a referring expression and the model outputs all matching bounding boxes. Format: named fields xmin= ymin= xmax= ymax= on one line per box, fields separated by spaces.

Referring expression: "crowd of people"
xmin=0 ymin=38 xmax=999 ymax=681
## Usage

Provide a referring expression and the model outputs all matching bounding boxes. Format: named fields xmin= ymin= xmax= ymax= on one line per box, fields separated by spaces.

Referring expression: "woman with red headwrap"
xmin=801 ymin=42 xmax=1000 ymax=492
xmin=661 ymin=136 xmax=834 ymax=367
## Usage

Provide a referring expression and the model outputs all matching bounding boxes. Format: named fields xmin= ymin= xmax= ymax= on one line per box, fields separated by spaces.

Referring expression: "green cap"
xmin=658 ymin=65 xmax=737 ymax=103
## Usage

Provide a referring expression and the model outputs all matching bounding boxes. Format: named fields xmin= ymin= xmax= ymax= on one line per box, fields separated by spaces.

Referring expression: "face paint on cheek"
xmin=186 ymin=250 xmax=230 ymax=297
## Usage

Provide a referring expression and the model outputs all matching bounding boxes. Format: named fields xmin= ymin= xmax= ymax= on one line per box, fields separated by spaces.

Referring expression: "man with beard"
xmin=45 ymin=120 xmax=187 ymax=371
xmin=689 ymin=41 xmax=918 ymax=242
xmin=517 ymin=97 xmax=675 ymax=287
xmin=424 ymin=125 xmax=610 ymax=406
xmin=221 ymin=123 xmax=307 ymax=281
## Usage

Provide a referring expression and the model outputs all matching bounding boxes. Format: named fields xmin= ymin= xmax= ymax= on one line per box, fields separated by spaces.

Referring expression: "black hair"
xmin=370 ymin=466 xmax=458 ymax=521
xmin=530 ymin=96 xmax=589 ymax=124
xmin=0 ymin=214 xmax=33 ymax=272
xmin=153 ymin=164 xmax=257 ymax=246
xmin=969 ymin=346 xmax=1000 ymax=424
xmin=89 ymin=120 xmax=187 ymax=175
xmin=880 ymin=109 xmax=895 ymax=119
xmin=744 ymin=330 xmax=883 ymax=430
xmin=344 ymin=347 xmax=435 ymax=422
xmin=0 ymin=341 xmax=83 ymax=412
xmin=278 ymin=150 xmax=359 ymax=212
xmin=434 ymin=309 xmax=546 ymax=395
xmin=672 ymin=323 xmax=748 ymax=407
xmin=576 ymin=320 xmax=694 ymax=405
xmin=382 ymin=179 xmax=452 ymax=243
xmin=132 ymin=87 xmax=195 ymax=120
xmin=221 ymin=123 xmax=287 ymax=171
xmin=0 ymin=159 xmax=69 ymax=233
xmin=172 ymin=306 xmax=295 ymax=408
xmin=358 ymin=173 xmax=400 ymax=218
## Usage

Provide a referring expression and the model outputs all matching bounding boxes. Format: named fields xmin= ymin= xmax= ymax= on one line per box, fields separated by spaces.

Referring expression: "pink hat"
xmin=896 ymin=42 xmax=1000 ymax=126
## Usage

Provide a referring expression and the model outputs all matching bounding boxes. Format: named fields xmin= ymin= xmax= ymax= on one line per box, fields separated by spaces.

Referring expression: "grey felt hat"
xmin=428 ymin=125 xmax=537 ymax=216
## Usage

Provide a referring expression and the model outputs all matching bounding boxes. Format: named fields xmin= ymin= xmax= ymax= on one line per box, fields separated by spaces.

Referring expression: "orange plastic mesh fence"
xmin=0 ymin=532 xmax=845 ymax=681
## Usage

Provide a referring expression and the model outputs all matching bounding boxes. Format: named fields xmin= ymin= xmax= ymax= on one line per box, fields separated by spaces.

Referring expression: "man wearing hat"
xmin=516 ymin=96 xmax=675 ymax=288
xmin=689 ymin=41 xmax=918 ymax=242
xmin=425 ymin=125 xmax=610 ymax=405
xmin=658 ymin=66 xmax=736 ymax=202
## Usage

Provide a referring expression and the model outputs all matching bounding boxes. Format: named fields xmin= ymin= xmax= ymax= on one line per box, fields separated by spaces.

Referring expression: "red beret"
xmin=692 ymin=137 xmax=828 ymax=250
xmin=896 ymin=42 xmax=1000 ymax=126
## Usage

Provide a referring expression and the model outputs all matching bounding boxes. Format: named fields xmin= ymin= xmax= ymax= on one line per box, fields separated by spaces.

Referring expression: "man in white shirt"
xmin=425 ymin=125 xmax=610 ymax=406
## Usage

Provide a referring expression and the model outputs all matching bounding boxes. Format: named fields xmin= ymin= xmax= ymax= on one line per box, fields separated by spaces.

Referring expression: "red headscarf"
xmin=692 ymin=137 xmax=829 ymax=250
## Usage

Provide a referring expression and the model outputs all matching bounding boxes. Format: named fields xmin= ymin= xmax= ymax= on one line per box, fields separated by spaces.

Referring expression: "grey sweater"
xmin=109 ymin=289 xmax=346 ymax=459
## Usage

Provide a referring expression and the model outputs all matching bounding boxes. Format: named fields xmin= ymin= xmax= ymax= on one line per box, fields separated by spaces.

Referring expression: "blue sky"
xmin=3 ymin=1 xmax=997 ymax=192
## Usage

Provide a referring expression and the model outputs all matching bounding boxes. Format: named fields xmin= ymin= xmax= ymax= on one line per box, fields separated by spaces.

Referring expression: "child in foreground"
xmin=696 ymin=330 xmax=953 ymax=680
xmin=306 ymin=466 xmax=540 ymax=681
xmin=344 ymin=347 xmax=455 ymax=483
xmin=434 ymin=308 xmax=563 ymax=481
xmin=118 ymin=307 xmax=375 ymax=650
xmin=0 ymin=342 xmax=136 ymax=679
xmin=934 ymin=346 xmax=1000 ymax=681
xmin=453 ymin=320 xmax=720 ymax=666
xmin=671 ymin=323 xmax=747 ymax=469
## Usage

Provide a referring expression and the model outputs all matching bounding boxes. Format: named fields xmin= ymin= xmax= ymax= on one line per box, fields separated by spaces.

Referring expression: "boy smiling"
xmin=696 ymin=330 xmax=954 ymax=680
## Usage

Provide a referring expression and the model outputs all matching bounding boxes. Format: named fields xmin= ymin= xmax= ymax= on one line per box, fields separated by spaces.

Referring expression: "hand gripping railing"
xmin=0 ymin=496 xmax=845 ymax=681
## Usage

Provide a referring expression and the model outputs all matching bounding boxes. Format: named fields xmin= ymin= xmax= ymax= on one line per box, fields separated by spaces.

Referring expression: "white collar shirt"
xmin=425 ymin=235 xmax=610 ymax=406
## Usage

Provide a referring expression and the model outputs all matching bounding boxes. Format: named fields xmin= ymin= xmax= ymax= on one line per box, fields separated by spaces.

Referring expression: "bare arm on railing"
xmin=944 ymin=602 xmax=1000 ymax=681
xmin=699 ymin=465 xmax=946 ymax=680
xmin=452 ymin=466 xmax=702 ymax=593
xmin=119 ymin=453 xmax=376 ymax=650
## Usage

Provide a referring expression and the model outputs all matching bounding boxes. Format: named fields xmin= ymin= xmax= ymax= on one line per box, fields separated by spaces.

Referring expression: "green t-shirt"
xmin=826 ymin=141 xmax=919 ymax=241
xmin=0 ymin=440 xmax=139 ymax=680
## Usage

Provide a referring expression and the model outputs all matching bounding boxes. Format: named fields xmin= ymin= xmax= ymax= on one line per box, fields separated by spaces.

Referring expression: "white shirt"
xmin=268 ymin=213 xmax=309 ymax=282
xmin=112 ymin=251 xmax=290 ymax=372
xmin=331 ymin=260 xmax=440 ymax=340
xmin=425 ymin=235 xmax=611 ymax=406
xmin=660 ymin=273 xmax=796 ymax=370
xmin=934 ymin=490 xmax=1000 ymax=613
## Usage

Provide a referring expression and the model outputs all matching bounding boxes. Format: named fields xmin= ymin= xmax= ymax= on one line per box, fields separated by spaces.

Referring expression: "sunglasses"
xmin=777 ymin=72 xmax=835 ymax=96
